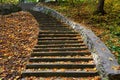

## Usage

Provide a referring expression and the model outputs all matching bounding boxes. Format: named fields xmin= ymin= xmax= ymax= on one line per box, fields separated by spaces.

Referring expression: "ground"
xmin=0 ymin=11 xmax=39 ymax=79
xmin=0 ymin=1 xmax=120 ymax=79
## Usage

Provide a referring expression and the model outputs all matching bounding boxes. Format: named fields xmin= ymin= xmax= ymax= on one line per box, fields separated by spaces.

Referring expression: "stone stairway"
xmin=21 ymin=11 xmax=100 ymax=79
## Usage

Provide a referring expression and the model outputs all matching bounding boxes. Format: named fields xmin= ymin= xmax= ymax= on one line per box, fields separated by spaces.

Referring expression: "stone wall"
xmin=32 ymin=5 xmax=120 ymax=80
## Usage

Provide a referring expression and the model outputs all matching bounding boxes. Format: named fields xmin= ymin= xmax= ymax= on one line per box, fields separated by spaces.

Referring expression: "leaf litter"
xmin=0 ymin=11 xmax=39 ymax=80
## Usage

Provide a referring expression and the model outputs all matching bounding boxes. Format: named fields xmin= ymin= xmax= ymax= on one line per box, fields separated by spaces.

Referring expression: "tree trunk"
xmin=39 ymin=0 xmax=45 ymax=2
xmin=19 ymin=0 xmax=25 ymax=3
xmin=55 ymin=0 xmax=58 ymax=2
xmin=95 ymin=0 xmax=106 ymax=15
xmin=0 ymin=0 xmax=3 ymax=3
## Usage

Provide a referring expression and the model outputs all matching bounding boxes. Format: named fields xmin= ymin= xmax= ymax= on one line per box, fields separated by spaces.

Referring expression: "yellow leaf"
xmin=108 ymin=57 xmax=113 ymax=61
xmin=112 ymin=66 xmax=120 ymax=70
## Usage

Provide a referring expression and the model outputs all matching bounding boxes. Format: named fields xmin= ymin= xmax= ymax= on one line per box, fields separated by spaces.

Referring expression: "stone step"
xmin=33 ymin=47 xmax=88 ymax=52
xmin=29 ymin=57 xmax=93 ymax=62
xmin=40 ymin=25 xmax=69 ymax=27
xmin=22 ymin=71 xmax=98 ymax=77
xmin=31 ymin=52 xmax=91 ymax=57
xmin=38 ymin=37 xmax=81 ymax=40
xmin=38 ymin=38 xmax=79 ymax=41
xmin=38 ymin=34 xmax=80 ymax=37
xmin=37 ymin=40 xmax=83 ymax=45
xmin=40 ymin=27 xmax=72 ymax=29
xmin=40 ymin=28 xmax=73 ymax=31
xmin=39 ymin=31 xmax=78 ymax=34
xmin=34 ymin=44 xmax=85 ymax=48
xmin=26 ymin=64 xmax=96 ymax=69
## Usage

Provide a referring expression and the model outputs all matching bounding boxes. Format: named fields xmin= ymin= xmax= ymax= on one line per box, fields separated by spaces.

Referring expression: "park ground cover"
xmin=0 ymin=11 xmax=39 ymax=79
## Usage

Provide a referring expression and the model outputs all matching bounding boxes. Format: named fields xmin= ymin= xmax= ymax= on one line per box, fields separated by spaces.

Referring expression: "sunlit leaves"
xmin=0 ymin=0 xmax=19 ymax=4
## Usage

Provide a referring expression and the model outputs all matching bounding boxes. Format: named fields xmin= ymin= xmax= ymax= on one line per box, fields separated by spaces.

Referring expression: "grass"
xmin=38 ymin=0 xmax=120 ymax=63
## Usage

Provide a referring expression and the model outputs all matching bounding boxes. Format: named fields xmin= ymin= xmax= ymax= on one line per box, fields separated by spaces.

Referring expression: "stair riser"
xmin=31 ymin=52 xmax=91 ymax=57
xmin=26 ymin=64 xmax=96 ymax=69
xmin=39 ymin=32 xmax=78 ymax=34
xmin=29 ymin=58 xmax=93 ymax=62
xmin=37 ymin=42 xmax=83 ymax=45
xmin=22 ymin=72 xmax=98 ymax=77
xmin=38 ymin=38 xmax=79 ymax=40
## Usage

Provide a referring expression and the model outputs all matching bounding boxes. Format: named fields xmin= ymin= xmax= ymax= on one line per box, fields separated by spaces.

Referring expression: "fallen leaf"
xmin=108 ymin=57 xmax=113 ymax=61
xmin=112 ymin=66 xmax=120 ymax=70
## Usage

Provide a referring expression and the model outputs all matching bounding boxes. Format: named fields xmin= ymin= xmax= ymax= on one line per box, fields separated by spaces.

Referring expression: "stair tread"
xmin=23 ymin=71 xmax=97 ymax=73
xmin=34 ymin=46 xmax=86 ymax=48
xmin=34 ymin=47 xmax=87 ymax=49
xmin=39 ymin=34 xmax=79 ymax=35
xmin=30 ymin=57 xmax=93 ymax=59
xmin=37 ymin=41 xmax=83 ymax=43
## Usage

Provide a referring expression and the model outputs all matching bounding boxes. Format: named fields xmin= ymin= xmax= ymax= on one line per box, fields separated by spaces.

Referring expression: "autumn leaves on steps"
xmin=22 ymin=11 xmax=100 ymax=79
